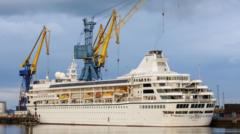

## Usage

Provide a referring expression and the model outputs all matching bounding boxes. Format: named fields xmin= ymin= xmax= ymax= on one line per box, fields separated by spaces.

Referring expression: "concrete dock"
xmin=0 ymin=114 xmax=39 ymax=125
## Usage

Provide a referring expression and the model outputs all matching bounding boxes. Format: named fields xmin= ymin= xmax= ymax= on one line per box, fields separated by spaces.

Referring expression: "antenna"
xmin=162 ymin=9 xmax=165 ymax=34
xmin=117 ymin=45 xmax=120 ymax=76
xmin=222 ymin=91 xmax=225 ymax=109
xmin=217 ymin=85 xmax=220 ymax=107
xmin=153 ymin=0 xmax=165 ymax=50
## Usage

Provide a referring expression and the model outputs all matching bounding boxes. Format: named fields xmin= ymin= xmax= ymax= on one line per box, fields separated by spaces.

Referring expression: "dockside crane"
xmin=18 ymin=26 xmax=50 ymax=110
xmin=74 ymin=10 xmax=118 ymax=81
xmin=93 ymin=0 xmax=146 ymax=65
xmin=74 ymin=0 xmax=145 ymax=81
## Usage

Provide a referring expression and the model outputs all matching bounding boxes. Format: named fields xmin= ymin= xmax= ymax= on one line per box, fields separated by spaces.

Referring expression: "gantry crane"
xmin=20 ymin=26 xmax=50 ymax=91
xmin=74 ymin=10 xmax=118 ymax=81
xmin=18 ymin=26 xmax=50 ymax=110
xmin=74 ymin=0 xmax=145 ymax=81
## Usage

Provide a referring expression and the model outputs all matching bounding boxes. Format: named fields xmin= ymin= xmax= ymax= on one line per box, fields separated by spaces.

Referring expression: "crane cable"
xmin=93 ymin=0 xmax=132 ymax=18
xmin=153 ymin=0 xmax=165 ymax=49
xmin=93 ymin=0 xmax=136 ymax=23
xmin=46 ymin=30 xmax=51 ymax=80
xmin=117 ymin=44 xmax=120 ymax=76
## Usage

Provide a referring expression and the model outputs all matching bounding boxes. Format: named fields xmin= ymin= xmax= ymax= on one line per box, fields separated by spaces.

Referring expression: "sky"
xmin=0 ymin=0 xmax=240 ymax=109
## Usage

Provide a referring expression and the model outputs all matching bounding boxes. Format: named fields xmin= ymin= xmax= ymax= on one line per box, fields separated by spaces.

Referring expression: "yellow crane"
xmin=93 ymin=10 xmax=118 ymax=68
xmin=19 ymin=26 xmax=50 ymax=91
xmin=93 ymin=0 xmax=145 ymax=68
xmin=19 ymin=26 xmax=50 ymax=110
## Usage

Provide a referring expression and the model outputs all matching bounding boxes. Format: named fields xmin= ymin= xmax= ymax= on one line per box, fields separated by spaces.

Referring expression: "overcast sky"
xmin=0 ymin=0 xmax=240 ymax=108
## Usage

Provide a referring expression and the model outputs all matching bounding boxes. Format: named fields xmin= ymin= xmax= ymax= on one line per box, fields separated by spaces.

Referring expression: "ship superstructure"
xmin=27 ymin=50 xmax=216 ymax=126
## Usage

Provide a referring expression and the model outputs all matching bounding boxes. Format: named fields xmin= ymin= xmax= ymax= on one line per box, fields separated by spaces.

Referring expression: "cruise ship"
xmin=26 ymin=50 xmax=216 ymax=126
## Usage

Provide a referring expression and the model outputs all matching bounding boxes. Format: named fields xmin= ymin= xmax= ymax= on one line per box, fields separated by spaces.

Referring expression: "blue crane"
xmin=74 ymin=10 xmax=118 ymax=81
xmin=18 ymin=26 xmax=50 ymax=110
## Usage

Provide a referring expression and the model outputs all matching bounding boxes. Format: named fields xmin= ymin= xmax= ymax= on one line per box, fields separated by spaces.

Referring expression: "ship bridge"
xmin=129 ymin=50 xmax=171 ymax=75
xmin=119 ymin=50 xmax=187 ymax=79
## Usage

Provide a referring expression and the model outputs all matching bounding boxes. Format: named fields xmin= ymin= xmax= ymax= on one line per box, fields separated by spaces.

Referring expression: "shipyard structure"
xmin=18 ymin=0 xmax=216 ymax=126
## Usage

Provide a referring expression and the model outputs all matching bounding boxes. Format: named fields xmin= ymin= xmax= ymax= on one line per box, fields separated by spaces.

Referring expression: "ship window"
xmin=161 ymin=95 xmax=182 ymax=99
xmin=143 ymin=89 xmax=154 ymax=94
xmin=205 ymin=110 xmax=213 ymax=113
xmin=163 ymin=111 xmax=174 ymax=114
xmin=191 ymin=104 xmax=205 ymax=108
xmin=143 ymin=83 xmax=151 ymax=87
xmin=159 ymin=83 xmax=165 ymax=86
xmin=157 ymin=89 xmax=165 ymax=93
xmin=160 ymin=77 xmax=166 ymax=80
xmin=176 ymin=104 xmax=189 ymax=108
xmin=189 ymin=111 xmax=203 ymax=114
xmin=207 ymin=104 xmax=215 ymax=108
xmin=175 ymin=111 xmax=188 ymax=114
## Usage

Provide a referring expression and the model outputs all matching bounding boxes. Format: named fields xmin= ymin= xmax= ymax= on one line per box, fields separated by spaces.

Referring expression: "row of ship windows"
xmin=35 ymin=105 xmax=129 ymax=109
xmin=144 ymin=89 xmax=210 ymax=94
xmin=157 ymin=76 xmax=189 ymax=81
xmin=176 ymin=104 xmax=215 ymax=109
xmin=133 ymin=76 xmax=189 ymax=82
xmin=33 ymin=95 xmax=55 ymax=98
xmin=163 ymin=110 xmax=213 ymax=114
xmin=134 ymin=78 xmax=151 ymax=82
xmin=139 ymin=105 xmax=166 ymax=109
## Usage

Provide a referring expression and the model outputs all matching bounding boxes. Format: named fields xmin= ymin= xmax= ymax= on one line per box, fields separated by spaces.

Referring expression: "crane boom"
xmin=93 ymin=24 xmax=104 ymax=54
xmin=95 ymin=10 xmax=117 ymax=67
xmin=119 ymin=0 xmax=145 ymax=28
xmin=31 ymin=26 xmax=49 ymax=74
xmin=115 ymin=0 xmax=145 ymax=44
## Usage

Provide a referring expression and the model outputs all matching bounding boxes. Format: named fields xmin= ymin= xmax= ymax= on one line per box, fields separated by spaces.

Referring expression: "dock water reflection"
xmin=1 ymin=125 xmax=240 ymax=134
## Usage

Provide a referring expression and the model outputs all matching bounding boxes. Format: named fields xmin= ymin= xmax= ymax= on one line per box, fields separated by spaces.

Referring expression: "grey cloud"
xmin=0 ymin=0 xmax=135 ymax=16
xmin=0 ymin=0 xmax=240 ymax=20
xmin=2 ymin=0 xmax=240 ymax=18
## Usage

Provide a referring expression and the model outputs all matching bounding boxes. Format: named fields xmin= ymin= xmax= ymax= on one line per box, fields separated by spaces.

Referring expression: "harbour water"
xmin=0 ymin=125 xmax=240 ymax=134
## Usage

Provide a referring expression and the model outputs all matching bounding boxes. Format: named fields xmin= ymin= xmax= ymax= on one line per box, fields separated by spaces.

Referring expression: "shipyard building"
xmin=0 ymin=101 xmax=6 ymax=114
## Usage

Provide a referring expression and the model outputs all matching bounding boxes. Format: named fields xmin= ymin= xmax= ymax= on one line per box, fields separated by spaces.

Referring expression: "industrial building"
xmin=0 ymin=101 xmax=6 ymax=114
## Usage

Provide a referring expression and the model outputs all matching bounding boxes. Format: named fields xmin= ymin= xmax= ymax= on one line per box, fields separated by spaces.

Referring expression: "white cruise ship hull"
xmin=26 ymin=50 xmax=216 ymax=127
xmin=28 ymin=103 xmax=214 ymax=127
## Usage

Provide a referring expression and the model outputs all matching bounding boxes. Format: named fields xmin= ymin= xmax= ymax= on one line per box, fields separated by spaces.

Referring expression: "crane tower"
xmin=74 ymin=18 xmax=100 ymax=81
